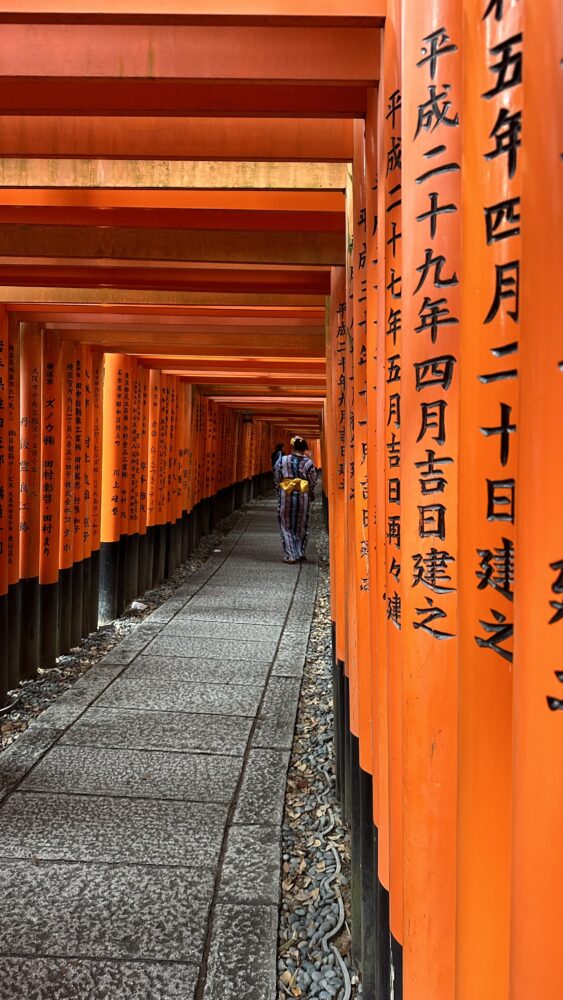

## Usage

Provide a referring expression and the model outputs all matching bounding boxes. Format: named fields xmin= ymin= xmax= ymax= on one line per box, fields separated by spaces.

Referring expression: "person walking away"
xmin=271 ymin=442 xmax=284 ymax=471
xmin=274 ymin=436 xmax=317 ymax=562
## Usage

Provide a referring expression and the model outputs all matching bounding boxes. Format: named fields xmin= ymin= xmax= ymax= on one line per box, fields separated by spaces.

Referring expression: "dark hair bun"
xmin=293 ymin=436 xmax=308 ymax=451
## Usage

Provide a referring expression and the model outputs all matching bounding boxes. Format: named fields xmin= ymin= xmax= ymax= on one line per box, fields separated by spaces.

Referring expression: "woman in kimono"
xmin=274 ymin=436 xmax=318 ymax=563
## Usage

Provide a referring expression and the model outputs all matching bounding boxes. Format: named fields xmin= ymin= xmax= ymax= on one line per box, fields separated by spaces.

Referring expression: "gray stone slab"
xmin=143 ymin=634 xmax=278 ymax=661
xmin=252 ymin=676 xmax=301 ymax=750
xmin=161 ymin=619 xmax=282 ymax=644
xmin=29 ymin=659 xmax=128 ymax=731
xmin=180 ymin=607 xmax=287 ymax=625
xmin=60 ymin=707 xmax=252 ymax=756
xmin=218 ymin=824 xmax=280 ymax=905
xmin=128 ymin=655 xmax=270 ymax=687
xmin=97 ymin=679 xmax=263 ymax=717
xmin=144 ymin=599 xmax=188 ymax=624
xmin=0 ymin=725 xmax=65 ymax=803
xmin=233 ymin=749 xmax=290 ymax=826
xmin=271 ymin=655 xmax=305 ymax=678
xmin=276 ymin=637 xmax=309 ymax=659
xmin=0 ymin=792 xmax=227 ymax=867
xmin=187 ymin=592 xmax=287 ymax=612
xmin=216 ymin=570 xmax=295 ymax=582
xmin=103 ymin=624 xmax=163 ymax=665
xmin=203 ymin=903 xmax=277 ymax=1000
xmin=21 ymin=746 xmax=242 ymax=803
xmin=0 ymin=957 xmax=198 ymax=1000
xmin=0 ymin=860 xmax=213 ymax=963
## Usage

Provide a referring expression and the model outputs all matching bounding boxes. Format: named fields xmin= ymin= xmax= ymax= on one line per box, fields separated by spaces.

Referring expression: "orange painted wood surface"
xmin=39 ymin=330 xmax=62 ymax=585
xmin=19 ymin=322 xmax=41 ymax=581
xmin=365 ymin=85 xmax=382 ymax=835
xmin=0 ymin=309 xmax=8 ymax=598
xmin=400 ymin=2 xmax=461 ymax=995
xmin=381 ymin=0 xmax=403 ymax=938
xmin=456 ymin=2 xmax=522 ymax=995
xmin=352 ymin=121 xmax=373 ymax=774
xmin=100 ymin=353 xmax=125 ymax=546
xmin=510 ymin=2 xmax=563 ymax=996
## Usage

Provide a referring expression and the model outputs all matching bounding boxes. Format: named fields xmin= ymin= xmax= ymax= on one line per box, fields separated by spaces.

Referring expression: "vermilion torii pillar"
xmin=0 ymin=310 xmax=8 ymax=702
xmin=401 ymin=4 xmax=462 ymax=998
xmin=19 ymin=322 xmax=41 ymax=680
xmin=456 ymin=2 xmax=522 ymax=996
xmin=510 ymin=1 xmax=563 ymax=996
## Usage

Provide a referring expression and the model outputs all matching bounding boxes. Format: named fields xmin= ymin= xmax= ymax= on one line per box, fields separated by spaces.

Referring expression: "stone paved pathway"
xmin=0 ymin=498 xmax=318 ymax=1000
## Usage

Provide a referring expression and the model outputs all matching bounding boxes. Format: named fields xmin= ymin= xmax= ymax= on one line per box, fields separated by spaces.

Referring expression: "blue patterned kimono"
xmin=274 ymin=452 xmax=318 ymax=561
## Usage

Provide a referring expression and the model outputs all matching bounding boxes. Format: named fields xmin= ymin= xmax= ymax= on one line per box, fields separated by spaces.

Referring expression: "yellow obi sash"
xmin=279 ymin=477 xmax=309 ymax=494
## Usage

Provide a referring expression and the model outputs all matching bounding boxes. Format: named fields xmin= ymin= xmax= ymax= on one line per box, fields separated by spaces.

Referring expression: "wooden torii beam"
xmin=0 ymin=225 xmax=344 ymax=267
xmin=0 ymin=1 xmax=385 ymax=25
xmin=0 ymin=117 xmax=354 ymax=161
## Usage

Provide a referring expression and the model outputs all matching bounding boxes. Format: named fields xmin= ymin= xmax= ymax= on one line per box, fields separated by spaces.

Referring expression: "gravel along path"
xmin=0 ymin=505 xmax=250 ymax=753
xmin=278 ymin=505 xmax=361 ymax=1000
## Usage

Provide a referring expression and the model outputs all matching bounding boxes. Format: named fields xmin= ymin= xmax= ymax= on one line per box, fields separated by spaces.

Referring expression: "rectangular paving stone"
xmin=217 ymin=824 xmax=280 ymax=906
xmin=60 ymin=707 xmax=252 ymax=755
xmin=127 ymin=655 xmax=270 ymax=687
xmin=29 ymin=659 xmax=128 ymax=731
xmin=0 ymin=725 xmax=65 ymax=803
xmin=203 ymin=903 xmax=277 ymax=1000
xmin=233 ymin=749 xmax=290 ymax=826
xmin=0 ymin=957 xmax=198 ymax=1000
xmin=0 ymin=792 xmax=227 ymax=867
xmin=143 ymin=634 xmax=278 ymax=661
xmin=253 ymin=676 xmax=301 ymax=750
xmin=97 ymin=678 xmax=264 ymax=716
xmin=276 ymin=636 xmax=309 ymax=659
xmin=175 ymin=607 xmax=287 ymax=626
xmin=271 ymin=655 xmax=305 ymax=678
xmin=0 ymin=860 xmax=213 ymax=963
xmin=187 ymin=592 xmax=287 ymax=612
xmin=20 ymin=746 xmax=242 ymax=803
xmin=161 ymin=619 xmax=283 ymax=644
xmin=103 ymin=625 xmax=163 ymax=665
xmin=216 ymin=570 xmax=295 ymax=583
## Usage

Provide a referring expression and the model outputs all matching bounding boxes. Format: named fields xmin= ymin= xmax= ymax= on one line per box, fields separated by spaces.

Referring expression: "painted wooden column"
xmin=326 ymin=276 xmax=339 ymax=792
xmin=89 ymin=350 xmax=103 ymax=631
xmin=81 ymin=347 xmax=93 ymax=637
xmin=155 ymin=375 xmax=170 ymax=582
xmin=137 ymin=365 xmax=149 ymax=592
xmin=378 ymin=1 xmax=406 ymax=988
xmin=19 ymin=321 xmax=41 ymax=679
xmin=510 ymin=2 xmax=563 ymax=996
xmin=6 ymin=317 xmax=21 ymax=687
xmin=329 ymin=267 xmax=348 ymax=805
xmin=401 ymin=3 xmax=462 ymax=997
xmin=99 ymin=353 xmax=125 ymax=624
xmin=39 ymin=329 xmax=62 ymax=668
xmin=456 ymin=2 xmax=522 ymax=995
xmin=344 ymin=171 xmax=359 ymax=832
xmin=125 ymin=359 xmax=140 ymax=606
xmin=71 ymin=344 xmax=85 ymax=645
xmin=146 ymin=368 xmax=160 ymax=587
xmin=58 ymin=341 xmax=75 ymax=649
xmin=118 ymin=354 xmax=133 ymax=612
xmin=352 ymin=117 xmax=378 ymax=982
xmin=165 ymin=376 xmax=178 ymax=575
xmin=367 ymin=80 xmax=394 ymax=1000
xmin=177 ymin=382 xmax=188 ymax=562
xmin=0 ymin=308 xmax=8 ymax=701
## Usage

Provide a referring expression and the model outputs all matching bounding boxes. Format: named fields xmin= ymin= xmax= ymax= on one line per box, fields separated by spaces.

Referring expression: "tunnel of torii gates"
xmin=0 ymin=0 xmax=560 ymax=998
